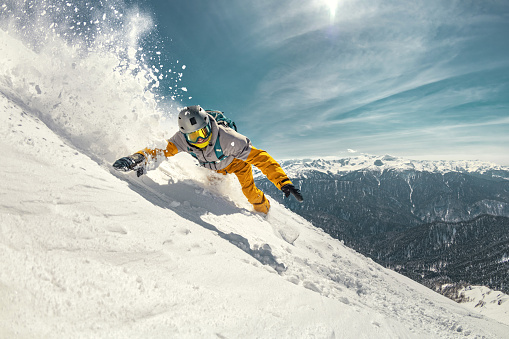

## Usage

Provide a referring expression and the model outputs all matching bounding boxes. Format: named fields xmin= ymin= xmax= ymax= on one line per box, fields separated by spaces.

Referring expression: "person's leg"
xmin=231 ymin=160 xmax=270 ymax=214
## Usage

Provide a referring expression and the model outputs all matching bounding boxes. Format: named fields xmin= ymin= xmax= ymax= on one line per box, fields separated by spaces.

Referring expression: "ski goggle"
xmin=185 ymin=124 xmax=211 ymax=143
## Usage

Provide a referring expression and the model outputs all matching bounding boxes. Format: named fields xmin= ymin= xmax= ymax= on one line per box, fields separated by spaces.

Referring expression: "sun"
xmin=323 ymin=0 xmax=339 ymax=21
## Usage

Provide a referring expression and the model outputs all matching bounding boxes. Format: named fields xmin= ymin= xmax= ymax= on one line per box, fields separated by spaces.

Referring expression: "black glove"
xmin=113 ymin=153 xmax=146 ymax=176
xmin=281 ymin=184 xmax=304 ymax=202
xmin=113 ymin=156 xmax=136 ymax=171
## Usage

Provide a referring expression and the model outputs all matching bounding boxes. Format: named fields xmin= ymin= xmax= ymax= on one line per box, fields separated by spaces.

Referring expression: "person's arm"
xmin=135 ymin=141 xmax=179 ymax=161
xmin=112 ymin=140 xmax=179 ymax=174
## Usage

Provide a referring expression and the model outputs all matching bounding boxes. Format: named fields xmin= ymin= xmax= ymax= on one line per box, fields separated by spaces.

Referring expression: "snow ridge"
xmin=278 ymin=154 xmax=509 ymax=178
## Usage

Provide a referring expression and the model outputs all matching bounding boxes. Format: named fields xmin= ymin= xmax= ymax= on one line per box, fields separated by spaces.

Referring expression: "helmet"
xmin=178 ymin=105 xmax=212 ymax=148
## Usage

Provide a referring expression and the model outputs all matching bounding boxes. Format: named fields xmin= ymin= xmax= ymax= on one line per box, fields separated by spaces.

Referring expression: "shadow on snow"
xmin=114 ymin=169 xmax=287 ymax=274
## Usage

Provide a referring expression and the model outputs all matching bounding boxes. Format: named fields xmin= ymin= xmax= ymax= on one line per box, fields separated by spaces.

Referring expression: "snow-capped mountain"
xmin=2 ymin=2 xmax=509 ymax=338
xmin=255 ymin=155 xmax=509 ymax=297
xmin=257 ymin=154 xmax=509 ymax=231
xmin=277 ymin=154 xmax=509 ymax=178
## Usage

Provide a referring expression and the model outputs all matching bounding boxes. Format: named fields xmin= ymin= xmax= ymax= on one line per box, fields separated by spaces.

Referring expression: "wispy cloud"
xmin=237 ymin=0 xmax=509 ymax=164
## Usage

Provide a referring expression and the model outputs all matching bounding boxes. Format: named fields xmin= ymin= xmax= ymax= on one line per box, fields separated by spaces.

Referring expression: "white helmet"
xmin=178 ymin=105 xmax=212 ymax=148
xmin=178 ymin=105 xmax=210 ymax=133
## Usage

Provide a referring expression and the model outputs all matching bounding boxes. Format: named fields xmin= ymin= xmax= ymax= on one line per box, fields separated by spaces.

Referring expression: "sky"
xmin=142 ymin=0 xmax=509 ymax=165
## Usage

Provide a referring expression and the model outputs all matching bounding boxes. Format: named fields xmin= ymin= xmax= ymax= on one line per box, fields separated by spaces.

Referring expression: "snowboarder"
xmin=113 ymin=105 xmax=303 ymax=214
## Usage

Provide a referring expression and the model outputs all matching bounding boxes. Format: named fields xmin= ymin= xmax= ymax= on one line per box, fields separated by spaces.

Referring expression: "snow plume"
xmin=0 ymin=0 xmax=179 ymax=162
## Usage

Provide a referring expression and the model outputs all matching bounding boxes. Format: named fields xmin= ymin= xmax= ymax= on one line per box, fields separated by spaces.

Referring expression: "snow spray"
xmin=0 ymin=0 xmax=182 ymax=162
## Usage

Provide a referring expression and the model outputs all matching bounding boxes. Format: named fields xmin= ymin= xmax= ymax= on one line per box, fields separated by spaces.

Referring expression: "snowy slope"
xmin=1 ymin=4 xmax=509 ymax=338
xmin=456 ymin=286 xmax=509 ymax=326
xmin=3 ymin=86 xmax=509 ymax=339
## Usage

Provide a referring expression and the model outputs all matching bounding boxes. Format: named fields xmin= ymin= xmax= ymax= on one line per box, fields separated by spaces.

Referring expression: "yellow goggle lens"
xmin=186 ymin=126 xmax=211 ymax=143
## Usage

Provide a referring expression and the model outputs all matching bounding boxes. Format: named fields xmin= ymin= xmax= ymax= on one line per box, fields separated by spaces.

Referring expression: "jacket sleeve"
xmin=135 ymin=140 xmax=179 ymax=161
xmin=246 ymin=147 xmax=292 ymax=190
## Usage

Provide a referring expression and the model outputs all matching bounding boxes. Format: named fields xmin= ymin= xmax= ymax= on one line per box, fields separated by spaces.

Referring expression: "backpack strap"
xmin=213 ymin=133 xmax=226 ymax=161
xmin=188 ymin=149 xmax=199 ymax=160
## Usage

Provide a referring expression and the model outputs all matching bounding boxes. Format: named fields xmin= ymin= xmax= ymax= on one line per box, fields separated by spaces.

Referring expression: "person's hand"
xmin=281 ymin=184 xmax=304 ymax=202
xmin=113 ymin=153 xmax=146 ymax=176
xmin=113 ymin=157 xmax=136 ymax=171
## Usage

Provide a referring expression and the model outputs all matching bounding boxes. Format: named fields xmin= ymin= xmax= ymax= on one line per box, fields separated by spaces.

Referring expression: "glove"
xmin=113 ymin=157 xmax=136 ymax=172
xmin=113 ymin=153 xmax=146 ymax=176
xmin=281 ymin=184 xmax=304 ymax=202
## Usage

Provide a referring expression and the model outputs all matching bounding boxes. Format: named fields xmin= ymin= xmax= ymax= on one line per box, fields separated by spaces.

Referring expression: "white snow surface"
xmin=1 ymin=8 xmax=509 ymax=339
xmin=456 ymin=286 xmax=509 ymax=327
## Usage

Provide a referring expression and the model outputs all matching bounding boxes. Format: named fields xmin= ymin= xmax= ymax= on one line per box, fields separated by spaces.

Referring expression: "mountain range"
xmin=255 ymin=154 xmax=509 ymax=295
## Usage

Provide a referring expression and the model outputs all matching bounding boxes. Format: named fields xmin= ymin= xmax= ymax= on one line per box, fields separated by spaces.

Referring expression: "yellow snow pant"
xmin=218 ymin=158 xmax=271 ymax=214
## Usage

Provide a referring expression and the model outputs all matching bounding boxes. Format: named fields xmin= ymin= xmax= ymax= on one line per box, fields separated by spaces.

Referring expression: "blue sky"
xmin=144 ymin=0 xmax=509 ymax=165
